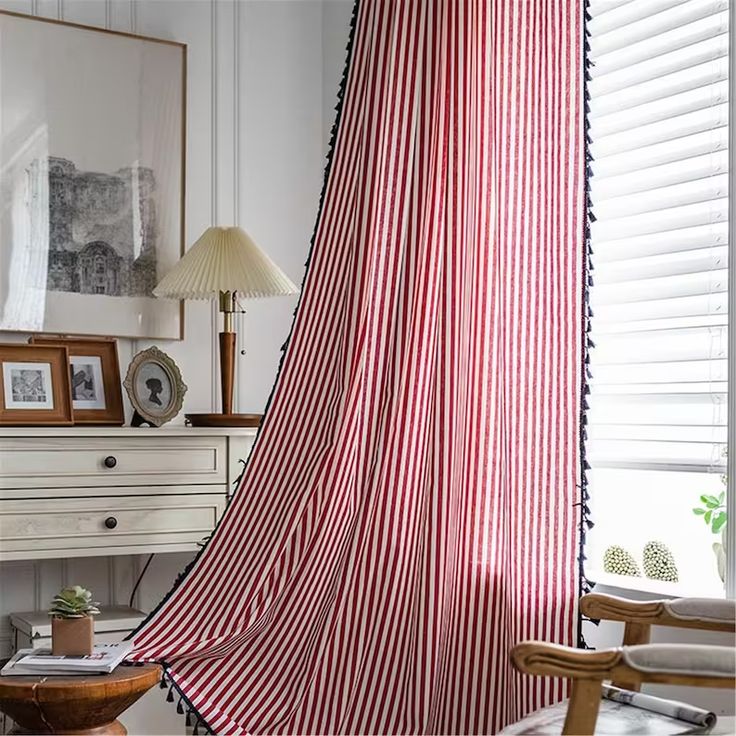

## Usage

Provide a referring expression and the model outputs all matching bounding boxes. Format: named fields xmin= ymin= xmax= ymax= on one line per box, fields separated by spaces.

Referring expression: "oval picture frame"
xmin=123 ymin=346 xmax=187 ymax=427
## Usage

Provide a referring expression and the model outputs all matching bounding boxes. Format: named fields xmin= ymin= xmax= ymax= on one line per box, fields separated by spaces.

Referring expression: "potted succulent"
xmin=48 ymin=585 xmax=100 ymax=656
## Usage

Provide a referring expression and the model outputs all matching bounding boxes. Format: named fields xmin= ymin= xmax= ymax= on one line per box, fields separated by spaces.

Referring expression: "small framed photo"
xmin=30 ymin=337 xmax=124 ymax=425
xmin=0 ymin=344 xmax=73 ymax=425
xmin=123 ymin=346 xmax=187 ymax=427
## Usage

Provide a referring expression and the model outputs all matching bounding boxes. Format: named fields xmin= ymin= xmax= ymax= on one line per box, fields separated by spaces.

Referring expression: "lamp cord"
xmin=129 ymin=554 xmax=155 ymax=609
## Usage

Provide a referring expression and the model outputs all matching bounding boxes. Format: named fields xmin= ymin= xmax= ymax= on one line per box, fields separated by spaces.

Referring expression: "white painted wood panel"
xmin=0 ymin=493 xmax=223 ymax=560
xmin=0 ymin=1 xmax=349 ymax=730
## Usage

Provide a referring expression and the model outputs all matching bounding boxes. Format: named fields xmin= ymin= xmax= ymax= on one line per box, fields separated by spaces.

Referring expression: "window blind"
xmin=587 ymin=0 xmax=729 ymax=473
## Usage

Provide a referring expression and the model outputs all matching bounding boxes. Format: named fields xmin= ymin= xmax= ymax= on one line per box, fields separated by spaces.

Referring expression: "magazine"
xmin=602 ymin=685 xmax=717 ymax=729
xmin=1 ymin=641 xmax=134 ymax=676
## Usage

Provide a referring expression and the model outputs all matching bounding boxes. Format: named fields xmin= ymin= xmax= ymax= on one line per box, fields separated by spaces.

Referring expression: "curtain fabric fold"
xmin=131 ymin=1 xmax=583 ymax=733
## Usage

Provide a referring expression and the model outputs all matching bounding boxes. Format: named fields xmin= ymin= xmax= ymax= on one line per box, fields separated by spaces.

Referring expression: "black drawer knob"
xmin=104 ymin=455 xmax=117 ymax=469
xmin=104 ymin=516 xmax=118 ymax=529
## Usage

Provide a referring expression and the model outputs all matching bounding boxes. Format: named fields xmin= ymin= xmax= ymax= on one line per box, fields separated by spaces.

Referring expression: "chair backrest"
xmin=580 ymin=593 xmax=735 ymax=691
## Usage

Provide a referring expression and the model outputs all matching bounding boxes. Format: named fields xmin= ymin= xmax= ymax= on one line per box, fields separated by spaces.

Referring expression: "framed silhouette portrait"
xmin=123 ymin=346 xmax=186 ymax=427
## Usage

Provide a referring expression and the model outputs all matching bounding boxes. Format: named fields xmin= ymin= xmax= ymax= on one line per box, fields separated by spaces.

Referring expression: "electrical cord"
xmin=129 ymin=553 xmax=155 ymax=609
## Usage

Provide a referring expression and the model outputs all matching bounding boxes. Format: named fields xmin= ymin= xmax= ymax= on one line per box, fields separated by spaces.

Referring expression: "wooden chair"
xmin=503 ymin=593 xmax=736 ymax=735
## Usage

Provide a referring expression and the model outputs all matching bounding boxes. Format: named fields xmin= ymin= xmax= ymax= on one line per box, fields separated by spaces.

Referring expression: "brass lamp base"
xmin=186 ymin=413 xmax=262 ymax=428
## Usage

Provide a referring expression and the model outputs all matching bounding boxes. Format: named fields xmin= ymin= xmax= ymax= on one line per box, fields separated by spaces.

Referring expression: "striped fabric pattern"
xmin=130 ymin=1 xmax=583 ymax=733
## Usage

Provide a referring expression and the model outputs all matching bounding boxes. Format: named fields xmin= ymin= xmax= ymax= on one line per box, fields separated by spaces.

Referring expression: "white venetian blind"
xmin=587 ymin=0 xmax=729 ymax=473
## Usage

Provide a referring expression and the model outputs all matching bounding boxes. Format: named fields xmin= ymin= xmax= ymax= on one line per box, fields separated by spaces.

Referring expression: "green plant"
xmin=48 ymin=585 xmax=101 ymax=619
xmin=692 ymin=491 xmax=728 ymax=534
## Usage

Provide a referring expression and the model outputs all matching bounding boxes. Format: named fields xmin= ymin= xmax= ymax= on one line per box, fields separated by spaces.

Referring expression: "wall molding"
xmin=233 ymin=0 xmax=243 ymax=412
xmin=210 ymin=0 xmax=219 ymax=412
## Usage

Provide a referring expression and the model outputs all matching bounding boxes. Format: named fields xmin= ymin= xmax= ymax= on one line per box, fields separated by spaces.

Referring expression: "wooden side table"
xmin=0 ymin=663 xmax=161 ymax=735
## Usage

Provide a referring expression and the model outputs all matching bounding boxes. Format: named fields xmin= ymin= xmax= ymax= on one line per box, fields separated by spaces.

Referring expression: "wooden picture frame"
xmin=0 ymin=344 xmax=73 ymax=425
xmin=30 ymin=337 xmax=124 ymax=425
xmin=0 ymin=10 xmax=187 ymax=340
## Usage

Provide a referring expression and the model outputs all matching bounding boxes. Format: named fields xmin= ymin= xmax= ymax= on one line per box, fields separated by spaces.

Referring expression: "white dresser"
xmin=0 ymin=426 xmax=257 ymax=561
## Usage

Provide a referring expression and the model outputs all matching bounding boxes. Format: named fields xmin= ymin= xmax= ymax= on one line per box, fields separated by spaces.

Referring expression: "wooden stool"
xmin=0 ymin=663 xmax=161 ymax=735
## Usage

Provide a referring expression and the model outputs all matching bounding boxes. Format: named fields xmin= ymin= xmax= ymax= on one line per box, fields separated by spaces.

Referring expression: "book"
xmin=1 ymin=641 xmax=134 ymax=676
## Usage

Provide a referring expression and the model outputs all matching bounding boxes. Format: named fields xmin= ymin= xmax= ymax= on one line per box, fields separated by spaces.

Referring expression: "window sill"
xmin=586 ymin=569 xmax=727 ymax=600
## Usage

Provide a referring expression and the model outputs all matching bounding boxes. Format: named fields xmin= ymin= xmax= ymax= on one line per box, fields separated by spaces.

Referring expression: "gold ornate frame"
xmin=123 ymin=347 xmax=187 ymax=427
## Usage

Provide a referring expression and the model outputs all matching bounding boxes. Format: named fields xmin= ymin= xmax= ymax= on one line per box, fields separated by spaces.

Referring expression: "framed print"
xmin=123 ymin=346 xmax=187 ymax=427
xmin=4 ymin=361 xmax=54 ymax=409
xmin=30 ymin=336 xmax=124 ymax=425
xmin=0 ymin=11 xmax=186 ymax=339
xmin=0 ymin=344 xmax=73 ymax=425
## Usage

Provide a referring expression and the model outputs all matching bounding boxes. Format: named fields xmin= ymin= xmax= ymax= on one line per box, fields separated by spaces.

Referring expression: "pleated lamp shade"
xmin=154 ymin=226 xmax=298 ymax=300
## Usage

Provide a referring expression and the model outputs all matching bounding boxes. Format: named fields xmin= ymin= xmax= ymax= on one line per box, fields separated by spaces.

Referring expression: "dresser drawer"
xmin=0 ymin=436 xmax=227 ymax=489
xmin=0 ymin=494 xmax=224 ymax=560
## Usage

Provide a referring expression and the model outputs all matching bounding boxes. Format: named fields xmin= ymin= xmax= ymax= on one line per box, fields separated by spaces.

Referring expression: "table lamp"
xmin=153 ymin=226 xmax=298 ymax=426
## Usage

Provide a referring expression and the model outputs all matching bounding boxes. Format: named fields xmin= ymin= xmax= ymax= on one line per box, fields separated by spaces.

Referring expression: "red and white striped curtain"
xmin=131 ymin=1 xmax=583 ymax=733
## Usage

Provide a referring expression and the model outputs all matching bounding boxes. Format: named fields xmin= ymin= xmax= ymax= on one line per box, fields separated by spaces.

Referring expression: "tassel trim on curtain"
xmin=577 ymin=0 xmax=597 ymax=647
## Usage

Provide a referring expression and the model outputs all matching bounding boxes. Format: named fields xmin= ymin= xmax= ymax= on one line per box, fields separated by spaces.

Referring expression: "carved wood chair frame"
xmin=510 ymin=593 xmax=736 ymax=736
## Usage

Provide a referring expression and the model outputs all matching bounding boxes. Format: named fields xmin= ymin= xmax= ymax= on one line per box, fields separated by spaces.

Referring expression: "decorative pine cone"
xmin=603 ymin=545 xmax=640 ymax=577
xmin=642 ymin=540 xmax=678 ymax=583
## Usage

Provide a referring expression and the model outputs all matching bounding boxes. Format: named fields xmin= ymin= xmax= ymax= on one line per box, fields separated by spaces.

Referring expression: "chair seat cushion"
xmin=499 ymin=699 xmax=727 ymax=735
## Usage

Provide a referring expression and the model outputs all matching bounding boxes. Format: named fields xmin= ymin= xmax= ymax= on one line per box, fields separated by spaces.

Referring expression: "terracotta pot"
xmin=51 ymin=616 xmax=94 ymax=656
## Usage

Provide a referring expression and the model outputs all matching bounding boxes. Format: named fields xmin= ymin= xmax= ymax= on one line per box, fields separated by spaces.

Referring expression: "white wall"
xmin=0 ymin=0 xmax=352 ymax=414
xmin=0 ymin=0 xmax=352 ymax=669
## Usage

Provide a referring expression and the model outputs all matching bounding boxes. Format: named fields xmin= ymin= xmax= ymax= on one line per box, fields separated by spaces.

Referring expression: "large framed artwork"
xmin=0 ymin=11 xmax=186 ymax=339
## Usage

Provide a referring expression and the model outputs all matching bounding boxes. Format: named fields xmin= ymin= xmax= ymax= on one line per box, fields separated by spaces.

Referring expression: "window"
xmin=585 ymin=0 xmax=730 ymax=596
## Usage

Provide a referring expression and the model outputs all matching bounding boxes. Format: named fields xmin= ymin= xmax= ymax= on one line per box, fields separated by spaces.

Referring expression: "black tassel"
xmin=166 ymin=687 xmax=174 ymax=703
xmin=580 ymin=2 xmax=595 ymax=644
xmin=185 ymin=712 xmax=192 ymax=727
xmin=176 ymin=699 xmax=185 ymax=715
